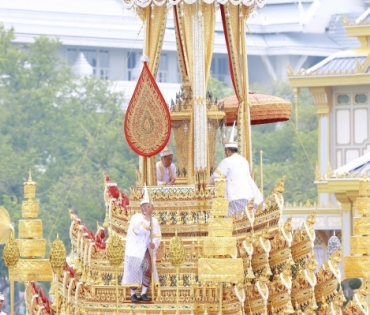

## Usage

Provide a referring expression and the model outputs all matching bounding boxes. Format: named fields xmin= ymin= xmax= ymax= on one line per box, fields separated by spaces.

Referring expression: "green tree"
xmin=0 ymin=26 xmax=137 ymax=257
xmin=207 ymin=76 xmax=234 ymax=100
xmin=250 ymin=81 xmax=318 ymax=203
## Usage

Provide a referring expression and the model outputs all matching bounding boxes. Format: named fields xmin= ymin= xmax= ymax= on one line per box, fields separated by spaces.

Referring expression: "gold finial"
xmin=329 ymin=246 xmax=342 ymax=264
xmin=342 ymin=14 xmax=349 ymax=26
xmin=273 ymin=176 xmax=286 ymax=194
xmin=326 ymin=162 xmax=333 ymax=178
xmin=106 ymin=232 xmax=124 ymax=267
xmin=3 ymin=231 xmax=20 ymax=268
xmin=315 ymin=162 xmax=321 ymax=181
xmin=49 ymin=235 xmax=67 ymax=273
xmin=283 ymin=216 xmax=293 ymax=234
xmin=287 ymin=63 xmax=294 ymax=76
xmin=246 ymin=263 xmax=255 ymax=282
xmin=293 ymin=88 xmax=300 ymax=130
xmin=169 ymin=230 xmax=185 ymax=267
xmin=24 ymin=171 xmax=37 ymax=199
xmin=306 ymin=211 xmax=316 ymax=226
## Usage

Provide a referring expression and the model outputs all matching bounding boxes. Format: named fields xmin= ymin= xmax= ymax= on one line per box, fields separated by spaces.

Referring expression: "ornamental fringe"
xmin=193 ymin=10 xmax=207 ymax=170
xmin=122 ymin=0 xmax=265 ymax=9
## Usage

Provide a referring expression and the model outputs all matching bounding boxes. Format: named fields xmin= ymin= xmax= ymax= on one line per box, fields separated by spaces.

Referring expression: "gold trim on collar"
xmin=214 ymin=169 xmax=226 ymax=178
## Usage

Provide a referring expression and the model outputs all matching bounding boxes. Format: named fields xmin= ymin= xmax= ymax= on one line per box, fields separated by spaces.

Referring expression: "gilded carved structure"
xmin=4 ymin=1 xmax=368 ymax=315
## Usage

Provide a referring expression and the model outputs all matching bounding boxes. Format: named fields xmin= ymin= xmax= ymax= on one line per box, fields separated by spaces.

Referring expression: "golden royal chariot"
xmin=2 ymin=0 xmax=370 ymax=315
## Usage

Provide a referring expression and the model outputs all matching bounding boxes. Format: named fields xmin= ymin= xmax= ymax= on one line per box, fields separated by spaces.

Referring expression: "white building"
xmin=0 ymin=0 xmax=366 ymax=105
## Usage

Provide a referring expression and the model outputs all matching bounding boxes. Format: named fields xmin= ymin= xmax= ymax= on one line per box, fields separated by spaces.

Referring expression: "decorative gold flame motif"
xmin=3 ymin=233 xmax=20 ymax=268
xmin=49 ymin=235 xmax=67 ymax=273
xmin=106 ymin=232 xmax=124 ymax=267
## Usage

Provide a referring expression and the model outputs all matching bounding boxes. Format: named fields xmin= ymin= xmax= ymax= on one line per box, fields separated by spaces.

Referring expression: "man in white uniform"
xmin=156 ymin=147 xmax=176 ymax=186
xmin=122 ymin=188 xmax=161 ymax=303
xmin=0 ymin=293 xmax=7 ymax=315
xmin=210 ymin=124 xmax=263 ymax=216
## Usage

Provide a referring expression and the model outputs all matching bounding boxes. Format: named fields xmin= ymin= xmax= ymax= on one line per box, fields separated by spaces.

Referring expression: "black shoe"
xmin=139 ymin=294 xmax=151 ymax=302
xmin=131 ymin=294 xmax=139 ymax=303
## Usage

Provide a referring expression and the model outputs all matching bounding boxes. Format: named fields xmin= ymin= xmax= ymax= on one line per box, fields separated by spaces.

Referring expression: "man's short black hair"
xmin=226 ymin=147 xmax=238 ymax=153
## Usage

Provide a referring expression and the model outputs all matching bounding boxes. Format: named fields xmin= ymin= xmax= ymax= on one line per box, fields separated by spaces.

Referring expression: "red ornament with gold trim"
xmin=124 ymin=62 xmax=171 ymax=157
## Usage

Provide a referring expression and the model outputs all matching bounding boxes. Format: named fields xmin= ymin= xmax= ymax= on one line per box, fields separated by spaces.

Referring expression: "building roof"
xmin=0 ymin=0 xmax=365 ymax=60
xmin=333 ymin=152 xmax=370 ymax=176
xmin=261 ymin=32 xmax=340 ymax=55
xmin=246 ymin=1 xmax=312 ymax=33
xmin=327 ymin=13 xmax=362 ymax=49
xmin=300 ymin=48 xmax=369 ymax=74
xmin=355 ymin=7 xmax=370 ymax=24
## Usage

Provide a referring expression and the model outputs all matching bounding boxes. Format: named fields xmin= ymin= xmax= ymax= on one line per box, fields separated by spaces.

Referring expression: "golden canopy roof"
xmin=220 ymin=92 xmax=292 ymax=126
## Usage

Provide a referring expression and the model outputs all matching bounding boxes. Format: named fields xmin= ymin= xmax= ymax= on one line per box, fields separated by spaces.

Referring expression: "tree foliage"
xmin=0 ymin=26 xmax=319 ymax=288
xmin=250 ymin=81 xmax=318 ymax=203
xmin=0 ymin=26 xmax=137 ymax=257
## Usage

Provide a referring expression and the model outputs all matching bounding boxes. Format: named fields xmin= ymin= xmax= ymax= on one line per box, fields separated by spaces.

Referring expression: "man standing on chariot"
xmin=210 ymin=122 xmax=263 ymax=216
xmin=122 ymin=187 xmax=161 ymax=303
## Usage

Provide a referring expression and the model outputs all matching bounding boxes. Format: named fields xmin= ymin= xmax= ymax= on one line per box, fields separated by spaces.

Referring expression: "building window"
xmin=98 ymin=50 xmax=109 ymax=80
xmin=337 ymin=94 xmax=350 ymax=105
xmin=211 ymin=55 xmax=229 ymax=84
xmin=127 ymin=52 xmax=142 ymax=81
xmin=67 ymin=48 xmax=109 ymax=80
xmin=354 ymin=93 xmax=367 ymax=104
xmin=67 ymin=49 xmax=78 ymax=65
xmin=157 ymin=54 xmax=168 ymax=83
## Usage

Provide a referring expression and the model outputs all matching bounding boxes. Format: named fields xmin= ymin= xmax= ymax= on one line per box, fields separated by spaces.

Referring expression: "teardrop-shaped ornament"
xmin=124 ymin=62 xmax=171 ymax=157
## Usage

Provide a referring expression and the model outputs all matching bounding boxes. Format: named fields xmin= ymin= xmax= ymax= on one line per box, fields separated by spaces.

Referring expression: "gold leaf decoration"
xmin=49 ymin=235 xmax=67 ymax=273
xmin=3 ymin=233 xmax=20 ymax=268
xmin=107 ymin=232 xmax=124 ymax=267
xmin=169 ymin=231 xmax=185 ymax=267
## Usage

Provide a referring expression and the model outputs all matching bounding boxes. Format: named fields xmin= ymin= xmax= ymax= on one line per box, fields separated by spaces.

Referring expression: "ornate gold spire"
xmin=8 ymin=173 xmax=52 ymax=283
xmin=24 ymin=170 xmax=37 ymax=199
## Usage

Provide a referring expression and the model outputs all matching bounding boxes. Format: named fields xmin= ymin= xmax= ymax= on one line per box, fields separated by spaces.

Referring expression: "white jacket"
xmin=210 ymin=153 xmax=263 ymax=205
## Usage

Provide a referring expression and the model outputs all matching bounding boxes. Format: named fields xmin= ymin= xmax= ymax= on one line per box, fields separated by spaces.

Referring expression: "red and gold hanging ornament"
xmin=124 ymin=62 xmax=171 ymax=157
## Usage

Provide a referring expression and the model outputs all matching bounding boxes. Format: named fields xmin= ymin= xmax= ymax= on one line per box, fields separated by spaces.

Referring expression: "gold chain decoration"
xmin=49 ymin=235 xmax=67 ymax=273
xmin=3 ymin=232 xmax=20 ymax=268
xmin=107 ymin=232 xmax=124 ymax=267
